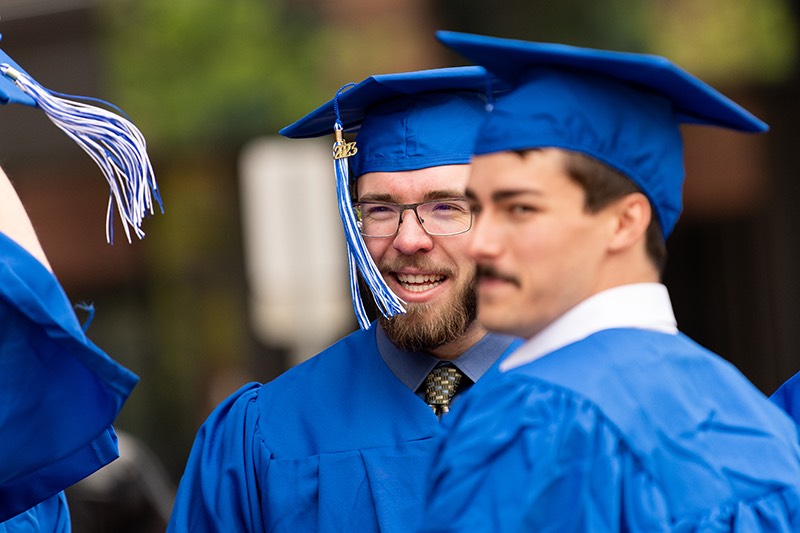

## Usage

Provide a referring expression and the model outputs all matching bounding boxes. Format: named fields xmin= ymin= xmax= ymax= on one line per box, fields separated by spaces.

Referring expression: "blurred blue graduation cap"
xmin=0 ymin=39 xmax=161 ymax=243
xmin=0 ymin=51 xmax=35 ymax=106
xmin=436 ymin=31 xmax=768 ymax=237
xmin=281 ymin=66 xmax=505 ymax=329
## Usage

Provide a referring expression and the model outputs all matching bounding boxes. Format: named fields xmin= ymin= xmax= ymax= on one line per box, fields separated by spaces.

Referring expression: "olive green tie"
xmin=425 ymin=365 xmax=464 ymax=419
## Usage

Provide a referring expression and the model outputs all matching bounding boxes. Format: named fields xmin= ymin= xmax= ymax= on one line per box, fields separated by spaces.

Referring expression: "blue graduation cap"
xmin=0 ymin=40 xmax=161 ymax=243
xmin=436 ymin=31 xmax=769 ymax=237
xmin=281 ymin=66 xmax=506 ymax=329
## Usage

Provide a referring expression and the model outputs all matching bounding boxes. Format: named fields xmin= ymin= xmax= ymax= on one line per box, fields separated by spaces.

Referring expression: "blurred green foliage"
xmin=435 ymin=0 xmax=796 ymax=85
xmin=434 ymin=0 xmax=654 ymax=52
xmin=99 ymin=0 xmax=330 ymax=154
xmin=647 ymin=0 xmax=796 ymax=85
xmin=101 ymin=0 xmax=797 ymax=156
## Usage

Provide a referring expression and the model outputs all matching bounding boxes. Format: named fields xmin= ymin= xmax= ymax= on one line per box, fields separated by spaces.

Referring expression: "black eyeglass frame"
xmin=352 ymin=198 xmax=473 ymax=238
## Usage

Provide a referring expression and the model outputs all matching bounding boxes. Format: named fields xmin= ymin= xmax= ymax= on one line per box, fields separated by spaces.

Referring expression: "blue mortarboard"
xmin=436 ymin=31 xmax=768 ymax=237
xmin=281 ymin=66 xmax=506 ymax=328
xmin=0 ymin=38 xmax=161 ymax=242
xmin=281 ymin=65 xmax=505 ymax=176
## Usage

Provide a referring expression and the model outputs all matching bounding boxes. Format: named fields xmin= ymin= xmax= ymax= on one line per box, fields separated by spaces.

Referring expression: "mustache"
xmin=476 ymin=264 xmax=521 ymax=287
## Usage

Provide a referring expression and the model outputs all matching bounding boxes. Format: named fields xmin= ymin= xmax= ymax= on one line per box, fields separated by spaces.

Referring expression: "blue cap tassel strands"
xmin=332 ymin=84 xmax=406 ymax=330
xmin=0 ymin=45 xmax=161 ymax=243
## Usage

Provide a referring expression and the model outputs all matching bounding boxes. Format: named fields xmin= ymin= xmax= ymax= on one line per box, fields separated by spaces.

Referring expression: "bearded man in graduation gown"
xmin=166 ymin=67 xmax=520 ymax=533
xmin=419 ymin=32 xmax=800 ymax=532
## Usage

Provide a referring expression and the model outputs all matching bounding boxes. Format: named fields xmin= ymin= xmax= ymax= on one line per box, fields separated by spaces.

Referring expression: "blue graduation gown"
xmin=0 ymin=494 xmax=69 ymax=533
xmin=771 ymin=370 xmax=800 ymax=424
xmin=168 ymin=325 xmax=519 ymax=532
xmin=0 ymin=233 xmax=138 ymax=523
xmin=421 ymin=328 xmax=800 ymax=532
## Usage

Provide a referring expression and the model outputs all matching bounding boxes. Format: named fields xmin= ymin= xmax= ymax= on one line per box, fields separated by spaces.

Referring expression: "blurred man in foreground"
xmin=420 ymin=31 xmax=800 ymax=531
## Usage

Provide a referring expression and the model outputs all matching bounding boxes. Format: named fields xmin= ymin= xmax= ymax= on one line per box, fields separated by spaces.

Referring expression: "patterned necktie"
xmin=425 ymin=365 xmax=464 ymax=419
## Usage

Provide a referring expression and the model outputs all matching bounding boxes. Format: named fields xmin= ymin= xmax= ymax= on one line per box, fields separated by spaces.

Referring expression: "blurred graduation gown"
xmin=167 ymin=325 xmax=519 ymax=532
xmin=422 ymin=285 xmax=800 ymax=531
xmin=0 ymin=233 xmax=138 ymax=526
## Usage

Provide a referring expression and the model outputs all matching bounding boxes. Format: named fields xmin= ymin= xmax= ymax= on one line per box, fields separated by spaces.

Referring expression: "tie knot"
xmin=425 ymin=365 xmax=464 ymax=418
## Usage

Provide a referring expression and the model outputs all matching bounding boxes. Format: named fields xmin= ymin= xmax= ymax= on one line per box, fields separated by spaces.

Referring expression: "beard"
xmin=378 ymin=264 xmax=478 ymax=353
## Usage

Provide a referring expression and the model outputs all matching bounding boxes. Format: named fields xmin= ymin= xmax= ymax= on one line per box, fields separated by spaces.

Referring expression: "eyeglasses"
xmin=353 ymin=198 xmax=473 ymax=238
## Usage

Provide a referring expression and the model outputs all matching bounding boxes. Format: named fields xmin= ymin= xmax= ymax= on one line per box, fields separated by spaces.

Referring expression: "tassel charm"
xmin=0 ymin=63 xmax=162 ymax=244
xmin=332 ymin=127 xmax=358 ymax=160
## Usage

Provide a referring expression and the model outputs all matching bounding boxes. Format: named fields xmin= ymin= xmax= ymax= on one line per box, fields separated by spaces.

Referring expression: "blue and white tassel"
xmin=333 ymin=85 xmax=405 ymax=329
xmin=0 ymin=63 xmax=162 ymax=244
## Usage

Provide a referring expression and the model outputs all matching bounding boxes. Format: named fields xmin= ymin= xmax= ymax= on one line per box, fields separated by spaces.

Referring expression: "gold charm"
xmin=333 ymin=141 xmax=357 ymax=160
xmin=332 ymin=126 xmax=357 ymax=160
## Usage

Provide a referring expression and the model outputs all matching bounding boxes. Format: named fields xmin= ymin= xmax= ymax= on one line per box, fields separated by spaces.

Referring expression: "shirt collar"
xmin=376 ymin=325 xmax=517 ymax=392
xmin=500 ymin=283 xmax=678 ymax=372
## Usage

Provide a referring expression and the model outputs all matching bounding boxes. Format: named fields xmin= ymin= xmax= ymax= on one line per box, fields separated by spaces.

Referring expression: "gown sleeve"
xmin=0 ymin=232 xmax=138 ymax=521
xmin=0 ymin=493 xmax=69 ymax=533
xmin=167 ymin=383 xmax=267 ymax=533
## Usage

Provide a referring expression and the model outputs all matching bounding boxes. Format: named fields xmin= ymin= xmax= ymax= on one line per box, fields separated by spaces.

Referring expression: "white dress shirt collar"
xmin=500 ymin=283 xmax=678 ymax=372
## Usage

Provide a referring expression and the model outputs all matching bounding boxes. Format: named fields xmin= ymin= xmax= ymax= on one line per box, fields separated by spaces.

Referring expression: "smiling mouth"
xmin=395 ymin=273 xmax=446 ymax=293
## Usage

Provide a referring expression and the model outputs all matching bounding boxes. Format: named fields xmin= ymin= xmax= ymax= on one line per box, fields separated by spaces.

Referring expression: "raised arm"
xmin=0 ymin=166 xmax=51 ymax=271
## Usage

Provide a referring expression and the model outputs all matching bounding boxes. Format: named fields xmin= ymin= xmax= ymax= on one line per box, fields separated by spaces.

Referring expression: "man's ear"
xmin=608 ymin=192 xmax=651 ymax=253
